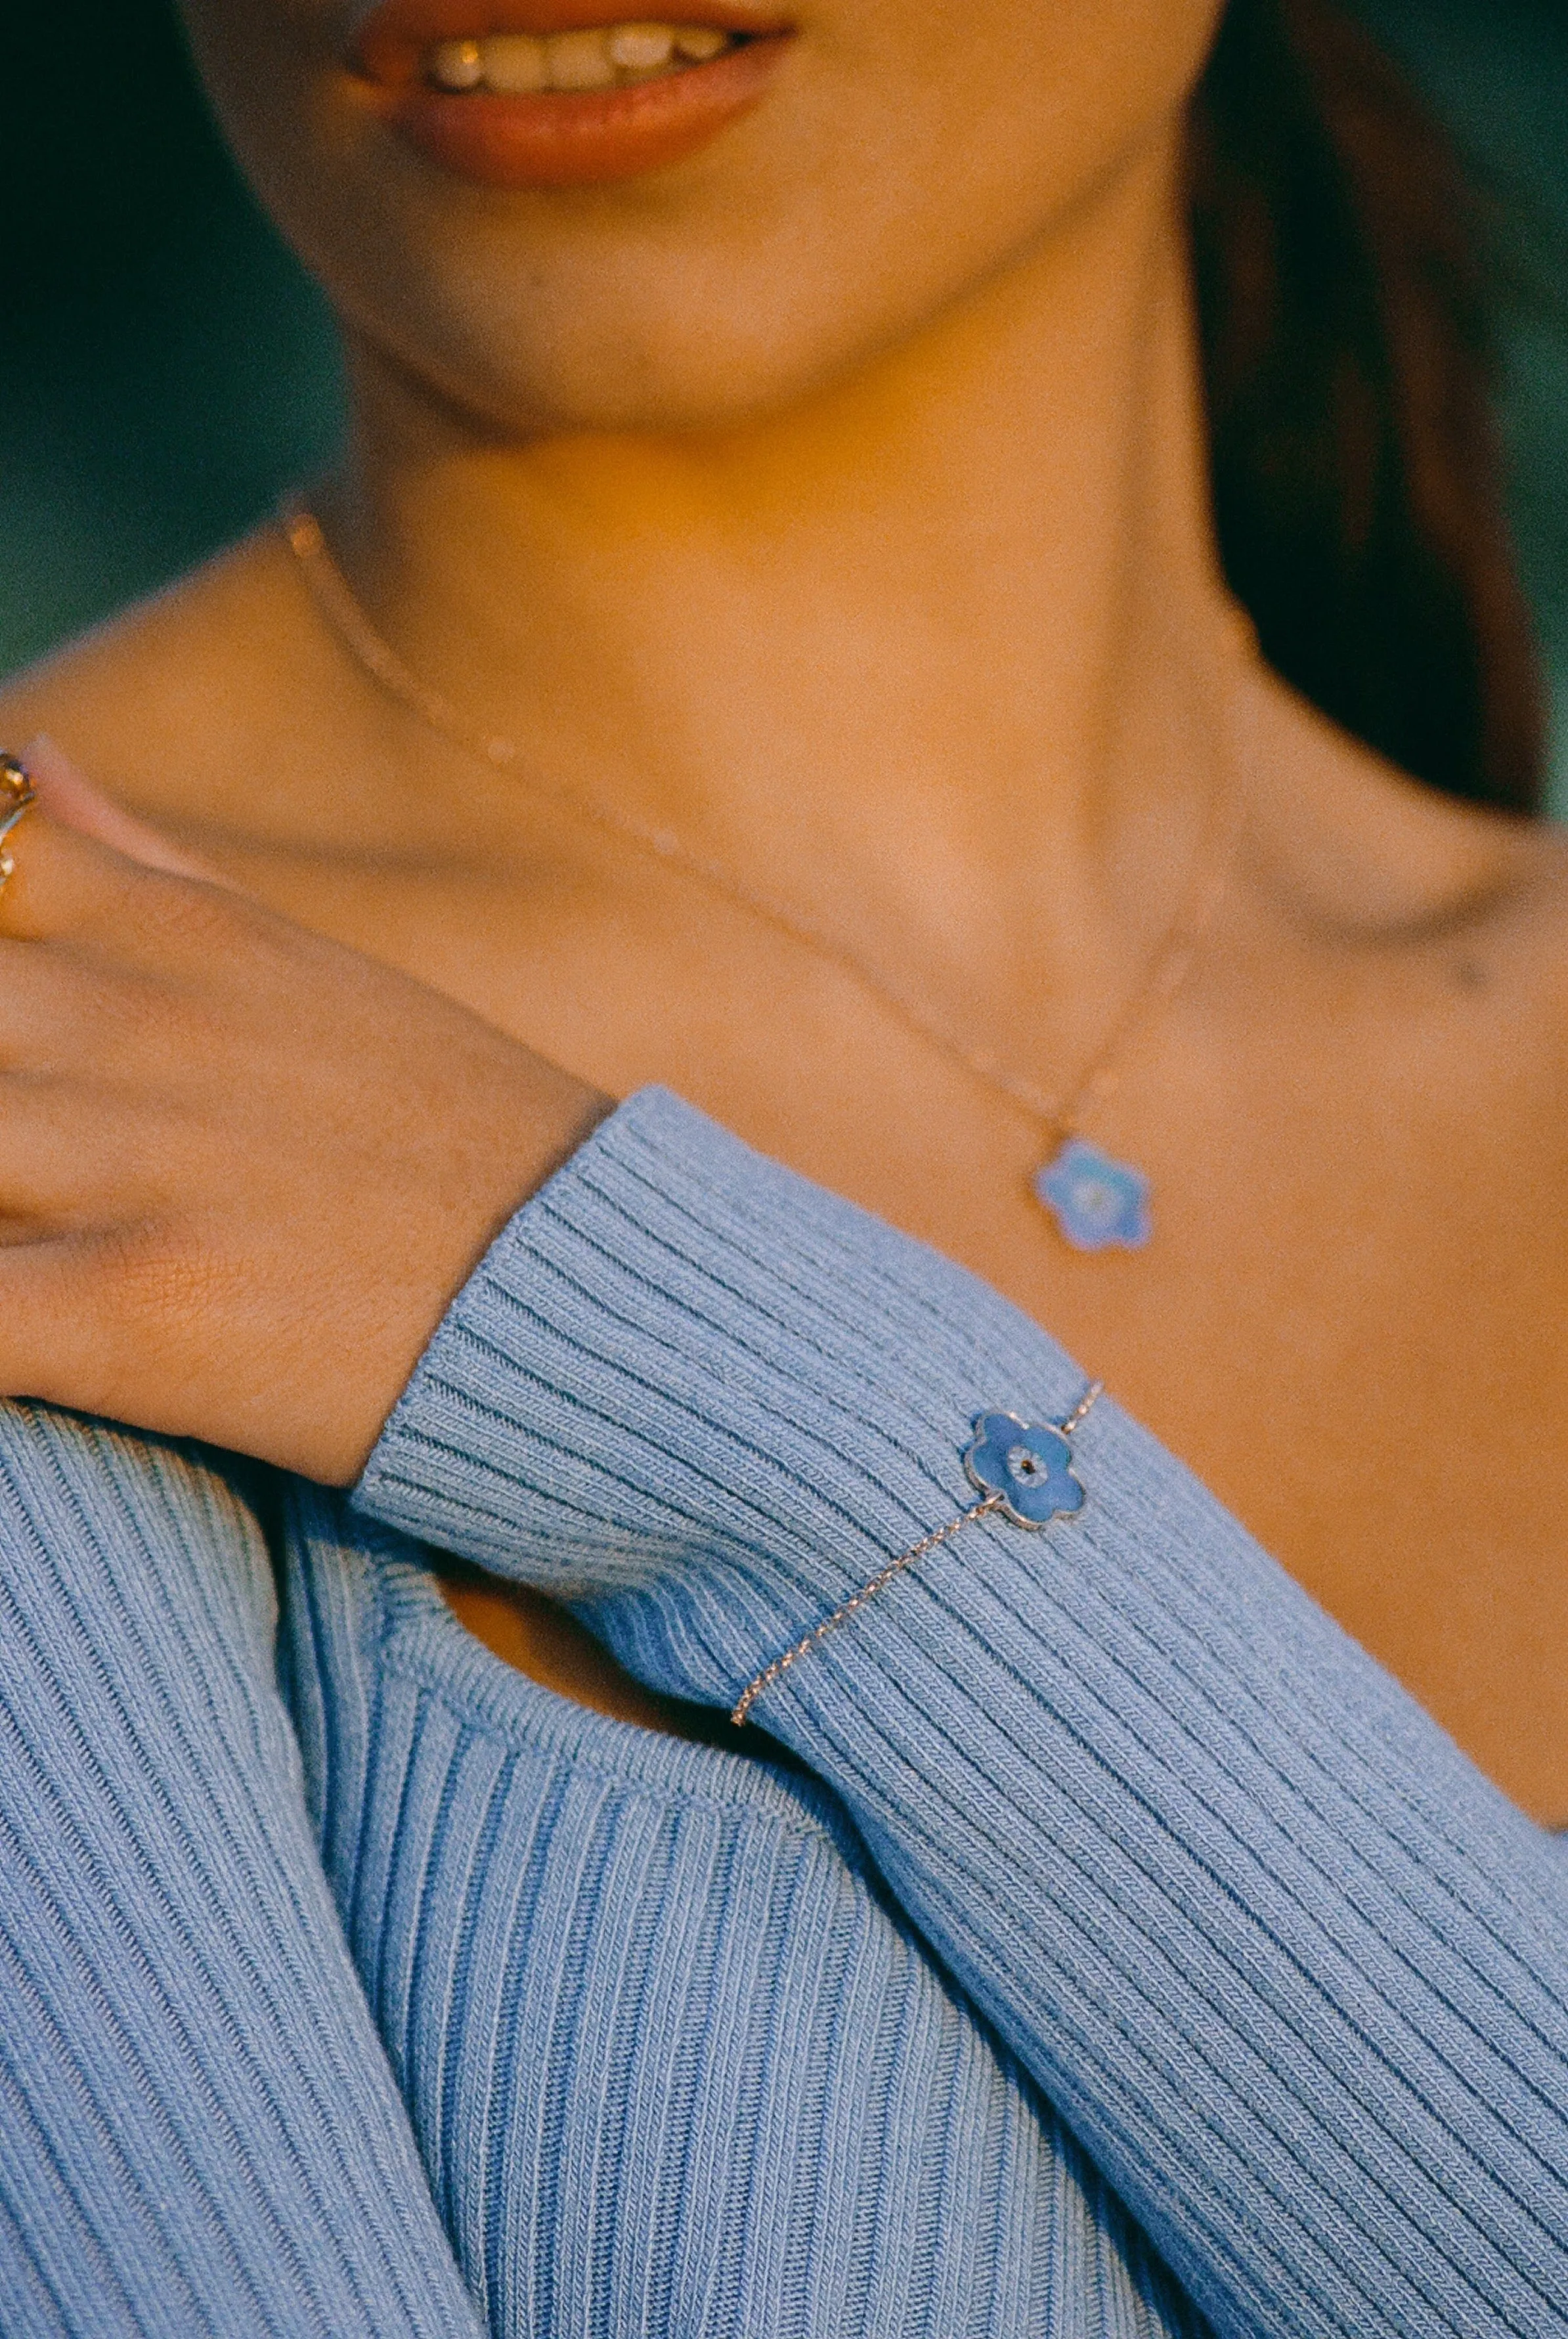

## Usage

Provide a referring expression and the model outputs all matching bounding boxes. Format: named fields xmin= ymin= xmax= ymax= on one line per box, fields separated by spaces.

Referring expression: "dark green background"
xmin=3 ymin=0 xmax=1565 ymax=805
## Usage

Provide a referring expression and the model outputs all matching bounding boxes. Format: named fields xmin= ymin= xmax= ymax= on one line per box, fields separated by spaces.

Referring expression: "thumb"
xmin=20 ymin=735 xmax=231 ymax=886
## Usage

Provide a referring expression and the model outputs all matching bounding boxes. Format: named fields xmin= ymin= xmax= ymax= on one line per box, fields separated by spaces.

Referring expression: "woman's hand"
xmin=0 ymin=743 xmax=610 ymax=1483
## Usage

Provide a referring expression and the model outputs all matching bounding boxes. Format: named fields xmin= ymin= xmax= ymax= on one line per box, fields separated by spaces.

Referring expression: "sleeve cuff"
xmin=355 ymin=1085 xmax=1097 ymax=1695
xmin=354 ymin=1087 xmax=1568 ymax=2339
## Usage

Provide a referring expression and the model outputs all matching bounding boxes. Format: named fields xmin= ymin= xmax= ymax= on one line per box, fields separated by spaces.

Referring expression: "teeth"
xmin=430 ymin=37 xmax=485 ymax=88
xmin=546 ymin=28 xmax=619 ymax=86
xmin=482 ymin=32 xmax=548 ymax=90
xmin=427 ymin=23 xmax=739 ymax=93
xmin=607 ymin=22 xmax=674 ymax=71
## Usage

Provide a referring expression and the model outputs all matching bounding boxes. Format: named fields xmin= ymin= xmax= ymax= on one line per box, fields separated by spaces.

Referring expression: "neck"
xmin=317 ymin=126 xmax=1242 ymax=1021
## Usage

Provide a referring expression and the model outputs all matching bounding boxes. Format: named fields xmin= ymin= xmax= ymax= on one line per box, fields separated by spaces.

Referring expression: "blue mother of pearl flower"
xmin=1034 ymin=1139 xmax=1151 ymax=1252
xmin=963 ymin=1410 xmax=1086 ymax=1527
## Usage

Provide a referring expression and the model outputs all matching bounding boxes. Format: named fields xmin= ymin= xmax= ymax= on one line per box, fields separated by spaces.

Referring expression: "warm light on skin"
xmin=177 ymin=0 xmax=1236 ymax=1020
xmin=7 ymin=0 xmax=1565 ymax=1820
xmin=177 ymin=0 xmax=1225 ymax=432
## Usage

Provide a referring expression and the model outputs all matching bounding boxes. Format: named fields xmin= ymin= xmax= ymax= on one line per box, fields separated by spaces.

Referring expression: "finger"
xmin=0 ymin=932 xmax=111 ymax=1064
xmin=20 ymin=735 xmax=227 ymax=884
xmin=0 ymin=775 xmax=243 ymax=948
xmin=0 ymin=805 xmax=154 ymax=940
xmin=0 ymin=1064 xmax=151 ymax=1229
xmin=0 ymin=1237 xmax=145 ymax=1421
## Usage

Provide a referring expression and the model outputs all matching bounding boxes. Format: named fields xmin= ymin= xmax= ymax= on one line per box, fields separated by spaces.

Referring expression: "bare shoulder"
xmin=0 ymin=526 xmax=366 ymax=849
xmin=1246 ymin=662 xmax=1568 ymax=1026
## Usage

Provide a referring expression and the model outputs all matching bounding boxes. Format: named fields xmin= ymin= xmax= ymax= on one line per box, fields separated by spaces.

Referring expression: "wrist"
xmin=355 ymin=1087 xmax=1093 ymax=1698
xmin=315 ymin=1054 xmax=613 ymax=1486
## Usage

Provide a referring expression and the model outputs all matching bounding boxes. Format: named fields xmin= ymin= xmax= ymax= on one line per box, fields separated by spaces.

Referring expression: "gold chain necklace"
xmin=283 ymin=503 xmax=1247 ymax=1252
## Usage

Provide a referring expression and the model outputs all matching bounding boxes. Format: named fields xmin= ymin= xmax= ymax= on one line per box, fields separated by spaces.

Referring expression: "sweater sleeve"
xmin=0 ymin=1401 xmax=484 ymax=2339
xmin=357 ymin=1085 xmax=1568 ymax=2339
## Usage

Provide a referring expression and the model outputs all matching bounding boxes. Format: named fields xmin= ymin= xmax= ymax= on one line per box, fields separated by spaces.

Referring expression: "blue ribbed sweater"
xmin=3 ymin=1087 xmax=1567 ymax=2337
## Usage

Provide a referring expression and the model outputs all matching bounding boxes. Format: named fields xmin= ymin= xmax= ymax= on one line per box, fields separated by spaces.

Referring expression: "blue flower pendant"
xmin=1034 ymin=1139 xmax=1151 ymax=1252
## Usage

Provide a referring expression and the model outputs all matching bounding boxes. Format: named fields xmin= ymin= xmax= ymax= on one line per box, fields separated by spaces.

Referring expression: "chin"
xmin=255 ymin=132 xmax=971 ymax=439
xmin=353 ymin=263 xmax=900 ymax=437
xmin=184 ymin=0 xmax=1221 ymax=444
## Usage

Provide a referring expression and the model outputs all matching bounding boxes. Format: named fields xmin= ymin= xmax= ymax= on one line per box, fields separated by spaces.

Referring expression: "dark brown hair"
xmin=1189 ymin=0 xmax=1546 ymax=811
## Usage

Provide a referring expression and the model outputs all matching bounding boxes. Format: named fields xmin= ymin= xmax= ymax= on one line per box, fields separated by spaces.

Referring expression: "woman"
xmin=0 ymin=0 xmax=1565 ymax=2329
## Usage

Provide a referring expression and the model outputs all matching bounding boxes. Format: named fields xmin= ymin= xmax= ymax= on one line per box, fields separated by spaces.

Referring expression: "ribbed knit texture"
xmin=0 ymin=1407 xmax=482 ymax=2338
xmin=0 ymin=1413 xmax=1202 ymax=2332
xmin=361 ymin=1086 xmax=1568 ymax=2339
xmin=278 ymin=1492 xmax=1206 ymax=2336
xmin=3 ymin=1086 xmax=1566 ymax=2336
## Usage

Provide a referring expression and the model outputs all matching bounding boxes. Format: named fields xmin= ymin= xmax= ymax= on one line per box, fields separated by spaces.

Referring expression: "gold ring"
xmin=0 ymin=754 xmax=37 ymax=893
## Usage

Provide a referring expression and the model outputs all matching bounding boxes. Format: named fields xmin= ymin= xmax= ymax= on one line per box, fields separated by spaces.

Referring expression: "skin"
xmin=2 ymin=0 xmax=1566 ymax=1813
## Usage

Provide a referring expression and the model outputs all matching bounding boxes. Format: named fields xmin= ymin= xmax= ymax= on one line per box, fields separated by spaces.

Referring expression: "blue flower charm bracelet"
xmin=731 ymin=1384 xmax=1102 ymax=1725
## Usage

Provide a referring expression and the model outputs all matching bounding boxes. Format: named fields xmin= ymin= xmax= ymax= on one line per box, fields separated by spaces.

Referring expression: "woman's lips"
xmin=350 ymin=7 xmax=794 ymax=188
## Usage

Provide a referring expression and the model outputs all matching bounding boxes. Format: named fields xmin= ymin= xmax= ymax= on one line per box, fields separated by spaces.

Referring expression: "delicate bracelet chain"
xmin=730 ymin=1498 xmax=1005 ymax=1726
xmin=731 ymin=1380 xmax=1104 ymax=1727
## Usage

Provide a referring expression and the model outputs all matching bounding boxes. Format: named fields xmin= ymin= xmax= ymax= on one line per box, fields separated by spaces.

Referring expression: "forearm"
xmin=359 ymin=1085 xmax=1568 ymax=2339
